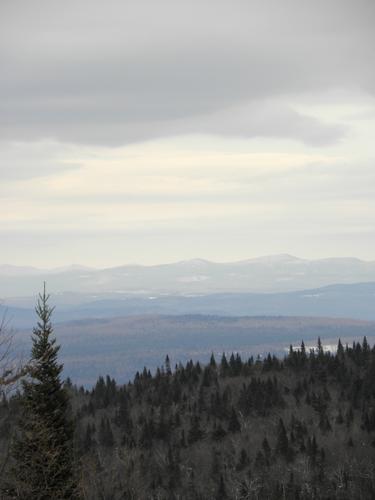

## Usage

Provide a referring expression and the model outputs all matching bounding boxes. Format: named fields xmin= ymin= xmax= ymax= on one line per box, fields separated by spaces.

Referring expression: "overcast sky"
xmin=1 ymin=0 xmax=375 ymax=267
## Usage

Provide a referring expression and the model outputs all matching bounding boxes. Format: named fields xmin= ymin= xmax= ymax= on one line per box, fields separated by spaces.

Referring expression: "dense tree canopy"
xmin=1 ymin=314 xmax=375 ymax=498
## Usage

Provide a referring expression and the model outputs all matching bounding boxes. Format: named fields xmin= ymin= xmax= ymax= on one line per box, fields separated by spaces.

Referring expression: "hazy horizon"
xmin=2 ymin=253 xmax=375 ymax=271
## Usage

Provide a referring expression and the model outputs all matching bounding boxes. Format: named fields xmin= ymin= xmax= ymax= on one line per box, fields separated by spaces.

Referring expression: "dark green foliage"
xmin=2 ymin=336 xmax=375 ymax=498
xmin=9 ymin=287 xmax=77 ymax=499
xmin=209 ymin=352 xmax=217 ymax=368
xmin=236 ymin=448 xmax=249 ymax=470
xmin=262 ymin=437 xmax=271 ymax=462
xmin=216 ymin=475 xmax=227 ymax=499
xmin=275 ymin=418 xmax=289 ymax=457
xmin=228 ymin=406 xmax=241 ymax=433
xmin=99 ymin=416 xmax=114 ymax=447
xmin=238 ymin=375 xmax=284 ymax=416
xmin=83 ymin=423 xmax=95 ymax=452
xmin=188 ymin=414 xmax=204 ymax=443
xmin=212 ymin=421 xmax=227 ymax=441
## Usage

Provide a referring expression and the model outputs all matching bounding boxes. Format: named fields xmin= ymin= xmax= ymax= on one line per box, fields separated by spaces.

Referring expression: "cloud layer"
xmin=1 ymin=0 xmax=374 ymax=145
xmin=1 ymin=0 xmax=375 ymax=266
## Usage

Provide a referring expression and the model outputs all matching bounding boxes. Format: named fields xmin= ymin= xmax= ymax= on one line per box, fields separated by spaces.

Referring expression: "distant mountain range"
xmin=1 ymin=254 xmax=375 ymax=297
xmin=3 ymin=255 xmax=375 ymax=385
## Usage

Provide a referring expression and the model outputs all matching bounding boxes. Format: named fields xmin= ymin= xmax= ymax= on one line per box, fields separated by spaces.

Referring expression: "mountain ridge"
xmin=2 ymin=255 xmax=375 ymax=298
xmin=2 ymin=254 xmax=375 ymax=274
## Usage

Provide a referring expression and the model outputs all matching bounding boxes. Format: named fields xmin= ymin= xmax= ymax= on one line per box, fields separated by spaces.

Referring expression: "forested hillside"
xmin=2 ymin=337 xmax=375 ymax=499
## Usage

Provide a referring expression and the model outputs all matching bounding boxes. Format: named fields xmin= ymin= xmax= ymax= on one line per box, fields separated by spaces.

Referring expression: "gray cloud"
xmin=1 ymin=0 xmax=373 ymax=146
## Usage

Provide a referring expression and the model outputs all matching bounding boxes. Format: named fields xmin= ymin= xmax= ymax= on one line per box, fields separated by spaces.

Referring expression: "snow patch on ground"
xmin=178 ymin=275 xmax=210 ymax=283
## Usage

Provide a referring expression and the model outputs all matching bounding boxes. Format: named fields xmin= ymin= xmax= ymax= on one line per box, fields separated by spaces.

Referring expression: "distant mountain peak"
xmin=243 ymin=254 xmax=303 ymax=264
xmin=175 ymin=258 xmax=213 ymax=266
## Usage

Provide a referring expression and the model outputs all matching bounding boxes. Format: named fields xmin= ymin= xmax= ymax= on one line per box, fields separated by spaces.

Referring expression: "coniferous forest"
xmin=0 ymin=295 xmax=375 ymax=498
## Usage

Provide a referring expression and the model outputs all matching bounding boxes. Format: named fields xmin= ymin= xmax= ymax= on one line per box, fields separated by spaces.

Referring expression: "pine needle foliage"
xmin=11 ymin=285 xmax=77 ymax=499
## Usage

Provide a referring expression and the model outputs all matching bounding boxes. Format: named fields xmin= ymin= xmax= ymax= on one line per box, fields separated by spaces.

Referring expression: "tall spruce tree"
xmin=11 ymin=285 xmax=77 ymax=499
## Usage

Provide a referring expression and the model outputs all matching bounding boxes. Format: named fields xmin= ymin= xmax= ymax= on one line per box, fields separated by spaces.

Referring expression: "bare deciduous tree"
xmin=0 ymin=311 xmax=27 ymax=394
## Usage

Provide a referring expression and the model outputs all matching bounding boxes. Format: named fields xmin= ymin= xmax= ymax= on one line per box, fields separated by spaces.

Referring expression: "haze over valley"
xmin=3 ymin=255 xmax=375 ymax=384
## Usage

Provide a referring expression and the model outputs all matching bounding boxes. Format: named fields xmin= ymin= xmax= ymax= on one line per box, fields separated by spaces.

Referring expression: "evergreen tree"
xmin=165 ymin=355 xmax=172 ymax=375
xmin=337 ymin=338 xmax=344 ymax=360
xmin=210 ymin=352 xmax=217 ymax=368
xmin=188 ymin=415 xmax=204 ymax=443
xmin=317 ymin=337 xmax=324 ymax=357
xmin=262 ymin=437 xmax=271 ymax=462
xmin=216 ymin=475 xmax=227 ymax=499
xmin=83 ymin=423 xmax=94 ymax=453
xmin=11 ymin=286 xmax=77 ymax=499
xmin=99 ymin=416 xmax=114 ymax=447
xmin=220 ymin=353 xmax=229 ymax=377
xmin=228 ymin=407 xmax=241 ymax=433
xmin=275 ymin=417 xmax=289 ymax=458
